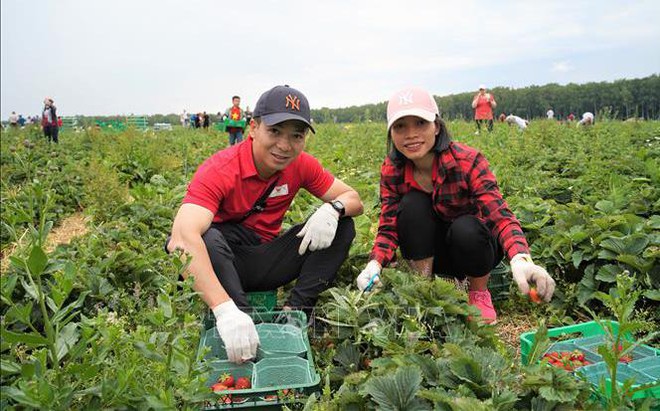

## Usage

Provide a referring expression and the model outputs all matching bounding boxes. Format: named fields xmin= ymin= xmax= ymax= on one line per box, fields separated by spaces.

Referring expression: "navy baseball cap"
xmin=253 ymin=85 xmax=315 ymax=133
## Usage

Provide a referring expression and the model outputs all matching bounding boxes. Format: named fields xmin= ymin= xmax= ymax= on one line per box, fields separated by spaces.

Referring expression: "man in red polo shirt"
xmin=167 ymin=85 xmax=363 ymax=363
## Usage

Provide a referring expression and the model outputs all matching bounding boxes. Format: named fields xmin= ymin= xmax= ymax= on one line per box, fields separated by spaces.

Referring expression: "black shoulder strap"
xmin=238 ymin=178 xmax=280 ymax=223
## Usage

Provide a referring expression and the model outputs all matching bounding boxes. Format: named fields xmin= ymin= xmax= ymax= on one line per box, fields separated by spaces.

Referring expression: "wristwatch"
xmin=329 ymin=200 xmax=346 ymax=217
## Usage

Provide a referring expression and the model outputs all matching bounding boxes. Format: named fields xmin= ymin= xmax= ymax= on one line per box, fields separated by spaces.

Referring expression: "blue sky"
xmin=2 ymin=0 xmax=659 ymax=118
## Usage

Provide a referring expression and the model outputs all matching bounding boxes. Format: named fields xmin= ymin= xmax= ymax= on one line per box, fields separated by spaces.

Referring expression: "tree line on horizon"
xmin=311 ymin=74 xmax=660 ymax=123
xmin=48 ymin=74 xmax=659 ymax=127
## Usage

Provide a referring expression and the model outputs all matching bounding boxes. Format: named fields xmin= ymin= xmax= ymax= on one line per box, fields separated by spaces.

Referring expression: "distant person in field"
xmin=505 ymin=114 xmax=528 ymax=131
xmin=18 ymin=114 xmax=26 ymax=127
xmin=9 ymin=111 xmax=19 ymax=127
xmin=245 ymin=105 xmax=253 ymax=127
xmin=203 ymin=111 xmax=210 ymax=129
xmin=57 ymin=116 xmax=63 ymax=128
xmin=498 ymin=113 xmax=506 ymax=122
xmin=167 ymin=85 xmax=363 ymax=363
xmin=567 ymin=113 xmax=575 ymax=122
xmin=41 ymin=98 xmax=59 ymax=143
xmin=546 ymin=109 xmax=554 ymax=120
xmin=223 ymin=95 xmax=246 ymax=145
xmin=471 ymin=84 xmax=497 ymax=134
xmin=180 ymin=110 xmax=189 ymax=128
xmin=578 ymin=112 xmax=594 ymax=126
xmin=356 ymin=87 xmax=555 ymax=324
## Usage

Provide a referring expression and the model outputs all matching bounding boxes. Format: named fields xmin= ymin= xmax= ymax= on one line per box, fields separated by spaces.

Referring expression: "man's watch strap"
xmin=329 ymin=200 xmax=346 ymax=217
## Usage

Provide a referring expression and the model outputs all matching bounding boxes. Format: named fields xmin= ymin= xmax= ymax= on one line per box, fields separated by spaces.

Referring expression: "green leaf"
xmin=643 ymin=289 xmax=660 ymax=301
xmin=449 ymin=357 xmax=484 ymax=387
xmin=2 ymin=385 xmax=43 ymax=408
xmin=27 ymin=245 xmax=48 ymax=277
xmin=134 ymin=341 xmax=165 ymax=362
xmin=55 ymin=322 xmax=80 ymax=361
xmin=0 ymin=359 xmax=21 ymax=375
xmin=595 ymin=265 xmax=621 ymax=283
xmin=362 ymin=365 xmax=429 ymax=411
xmin=157 ymin=293 xmax=173 ymax=319
xmin=595 ymin=200 xmax=616 ymax=213
xmin=4 ymin=301 xmax=34 ymax=325
xmin=571 ymin=250 xmax=584 ymax=269
xmin=0 ymin=329 xmax=48 ymax=347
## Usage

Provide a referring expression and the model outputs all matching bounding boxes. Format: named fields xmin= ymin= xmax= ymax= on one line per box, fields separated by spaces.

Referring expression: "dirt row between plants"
xmin=0 ymin=212 xmax=89 ymax=274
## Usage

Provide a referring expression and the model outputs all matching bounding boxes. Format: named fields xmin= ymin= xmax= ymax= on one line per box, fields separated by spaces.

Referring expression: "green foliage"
xmin=311 ymin=74 xmax=660 ymax=121
xmin=1 ymin=121 xmax=658 ymax=409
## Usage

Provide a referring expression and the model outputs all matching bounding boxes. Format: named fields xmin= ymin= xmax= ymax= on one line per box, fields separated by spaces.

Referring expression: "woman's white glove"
xmin=212 ymin=300 xmax=259 ymax=363
xmin=357 ymin=260 xmax=382 ymax=291
xmin=297 ymin=203 xmax=339 ymax=255
xmin=510 ymin=254 xmax=556 ymax=302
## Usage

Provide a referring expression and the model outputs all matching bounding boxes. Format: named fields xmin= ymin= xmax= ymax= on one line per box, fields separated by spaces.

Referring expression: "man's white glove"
xmin=212 ymin=300 xmax=259 ymax=363
xmin=357 ymin=260 xmax=382 ymax=291
xmin=510 ymin=254 xmax=556 ymax=302
xmin=297 ymin=203 xmax=339 ymax=255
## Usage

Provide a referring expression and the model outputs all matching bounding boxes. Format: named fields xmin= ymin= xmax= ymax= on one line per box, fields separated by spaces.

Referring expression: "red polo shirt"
xmin=183 ymin=137 xmax=334 ymax=242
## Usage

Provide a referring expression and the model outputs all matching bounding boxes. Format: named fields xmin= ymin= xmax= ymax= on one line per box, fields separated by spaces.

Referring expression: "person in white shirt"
xmin=578 ymin=112 xmax=594 ymax=126
xmin=8 ymin=111 xmax=19 ymax=127
xmin=546 ymin=109 xmax=554 ymax=120
xmin=505 ymin=114 xmax=528 ymax=130
xmin=180 ymin=110 xmax=189 ymax=128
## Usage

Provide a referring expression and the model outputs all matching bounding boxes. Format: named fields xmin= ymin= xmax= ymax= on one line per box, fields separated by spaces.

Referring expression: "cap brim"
xmin=261 ymin=113 xmax=315 ymax=133
xmin=387 ymin=109 xmax=437 ymax=131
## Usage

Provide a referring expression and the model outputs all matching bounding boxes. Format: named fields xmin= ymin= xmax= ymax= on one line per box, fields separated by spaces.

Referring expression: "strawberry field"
xmin=1 ymin=120 xmax=659 ymax=410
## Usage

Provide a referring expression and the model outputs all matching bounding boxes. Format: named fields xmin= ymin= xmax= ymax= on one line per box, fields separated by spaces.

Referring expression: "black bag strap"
xmin=238 ymin=178 xmax=280 ymax=223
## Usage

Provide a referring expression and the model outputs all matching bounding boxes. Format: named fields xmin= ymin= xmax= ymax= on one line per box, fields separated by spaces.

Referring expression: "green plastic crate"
xmin=489 ymin=261 xmax=511 ymax=301
xmin=199 ymin=310 xmax=320 ymax=409
xmin=575 ymin=362 xmax=660 ymax=400
xmin=255 ymin=323 xmax=307 ymax=358
xmin=520 ymin=321 xmax=659 ymax=400
xmin=247 ymin=291 xmax=278 ymax=312
xmin=520 ymin=320 xmax=622 ymax=366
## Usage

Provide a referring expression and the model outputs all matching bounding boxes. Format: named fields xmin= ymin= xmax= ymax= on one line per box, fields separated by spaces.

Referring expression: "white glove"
xmin=296 ymin=203 xmax=339 ymax=255
xmin=510 ymin=254 xmax=556 ymax=302
xmin=212 ymin=300 xmax=259 ymax=363
xmin=357 ymin=260 xmax=382 ymax=291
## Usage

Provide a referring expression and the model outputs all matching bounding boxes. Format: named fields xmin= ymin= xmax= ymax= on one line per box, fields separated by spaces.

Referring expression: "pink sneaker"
xmin=468 ymin=290 xmax=497 ymax=324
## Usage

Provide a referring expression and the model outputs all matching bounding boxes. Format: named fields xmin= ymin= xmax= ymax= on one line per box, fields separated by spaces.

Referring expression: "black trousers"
xmin=475 ymin=119 xmax=493 ymax=132
xmin=199 ymin=218 xmax=355 ymax=313
xmin=397 ymin=190 xmax=503 ymax=279
xmin=44 ymin=125 xmax=59 ymax=143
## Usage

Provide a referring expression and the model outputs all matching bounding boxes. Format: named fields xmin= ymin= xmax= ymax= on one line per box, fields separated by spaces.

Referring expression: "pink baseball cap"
xmin=387 ymin=87 xmax=439 ymax=131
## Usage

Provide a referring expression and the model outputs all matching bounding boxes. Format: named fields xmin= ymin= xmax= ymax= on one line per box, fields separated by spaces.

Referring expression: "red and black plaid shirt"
xmin=370 ymin=141 xmax=529 ymax=266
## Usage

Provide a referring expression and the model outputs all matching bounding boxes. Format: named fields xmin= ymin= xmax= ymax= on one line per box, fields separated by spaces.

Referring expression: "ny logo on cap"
xmin=398 ymin=91 xmax=414 ymax=105
xmin=285 ymin=94 xmax=301 ymax=111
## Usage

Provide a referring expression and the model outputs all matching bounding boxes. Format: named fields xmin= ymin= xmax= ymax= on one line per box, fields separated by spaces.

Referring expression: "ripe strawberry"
xmin=218 ymin=373 xmax=235 ymax=388
xmin=211 ymin=383 xmax=228 ymax=392
xmin=235 ymin=377 xmax=251 ymax=389
xmin=529 ymin=288 xmax=542 ymax=304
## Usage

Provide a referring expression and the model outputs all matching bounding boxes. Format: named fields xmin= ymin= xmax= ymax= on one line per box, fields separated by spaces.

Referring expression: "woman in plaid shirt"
xmin=356 ymin=87 xmax=555 ymax=323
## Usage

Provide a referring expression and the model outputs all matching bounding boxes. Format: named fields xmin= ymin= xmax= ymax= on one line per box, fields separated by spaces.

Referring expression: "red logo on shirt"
xmin=285 ymin=94 xmax=301 ymax=111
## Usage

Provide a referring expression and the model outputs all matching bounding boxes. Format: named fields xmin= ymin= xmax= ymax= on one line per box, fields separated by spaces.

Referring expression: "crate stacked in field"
xmin=198 ymin=308 xmax=320 ymax=410
xmin=126 ymin=116 xmax=148 ymax=130
xmin=521 ymin=321 xmax=660 ymax=400
xmin=488 ymin=260 xmax=511 ymax=301
xmin=95 ymin=119 xmax=126 ymax=131
xmin=153 ymin=123 xmax=173 ymax=131
xmin=60 ymin=116 xmax=79 ymax=130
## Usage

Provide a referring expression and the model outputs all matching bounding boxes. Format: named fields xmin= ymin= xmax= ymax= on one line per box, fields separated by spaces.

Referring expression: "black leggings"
xmin=43 ymin=125 xmax=59 ymax=143
xmin=199 ymin=219 xmax=355 ymax=313
xmin=397 ymin=190 xmax=503 ymax=279
xmin=475 ymin=119 xmax=493 ymax=132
